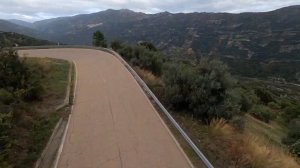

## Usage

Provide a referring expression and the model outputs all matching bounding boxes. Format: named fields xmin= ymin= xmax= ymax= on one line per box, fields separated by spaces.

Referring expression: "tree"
xmin=93 ymin=31 xmax=107 ymax=47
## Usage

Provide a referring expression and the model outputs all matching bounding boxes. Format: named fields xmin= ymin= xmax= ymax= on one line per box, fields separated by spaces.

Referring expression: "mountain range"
xmin=0 ymin=6 xmax=299 ymax=61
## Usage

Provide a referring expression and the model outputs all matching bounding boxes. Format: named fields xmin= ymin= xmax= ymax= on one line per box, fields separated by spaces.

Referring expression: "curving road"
xmin=19 ymin=48 xmax=193 ymax=168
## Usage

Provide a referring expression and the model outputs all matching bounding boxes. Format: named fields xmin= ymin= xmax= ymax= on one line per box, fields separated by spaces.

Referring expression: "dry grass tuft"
xmin=176 ymin=116 xmax=300 ymax=168
xmin=244 ymin=133 xmax=299 ymax=168
xmin=209 ymin=118 xmax=234 ymax=137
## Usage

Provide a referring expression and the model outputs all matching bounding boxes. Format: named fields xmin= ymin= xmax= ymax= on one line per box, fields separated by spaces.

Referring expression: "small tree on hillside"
xmin=93 ymin=31 xmax=107 ymax=47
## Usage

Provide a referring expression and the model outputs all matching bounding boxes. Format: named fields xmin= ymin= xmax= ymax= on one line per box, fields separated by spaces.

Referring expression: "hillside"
xmin=8 ymin=19 xmax=35 ymax=29
xmin=0 ymin=19 xmax=38 ymax=38
xmin=0 ymin=31 xmax=54 ymax=47
xmin=14 ymin=5 xmax=298 ymax=61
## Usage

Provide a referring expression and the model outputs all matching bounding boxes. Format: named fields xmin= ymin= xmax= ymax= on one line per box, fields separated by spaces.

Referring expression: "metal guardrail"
xmin=108 ymin=49 xmax=215 ymax=168
xmin=15 ymin=45 xmax=215 ymax=168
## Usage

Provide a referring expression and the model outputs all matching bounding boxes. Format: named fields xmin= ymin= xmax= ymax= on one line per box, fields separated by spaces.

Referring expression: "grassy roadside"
xmin=6 ymin=57 xmax=71 ymax=168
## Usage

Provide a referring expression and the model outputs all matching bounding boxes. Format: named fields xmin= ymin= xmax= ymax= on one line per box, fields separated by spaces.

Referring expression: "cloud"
xmin=0 ymin=0 xmax=299 ymax=22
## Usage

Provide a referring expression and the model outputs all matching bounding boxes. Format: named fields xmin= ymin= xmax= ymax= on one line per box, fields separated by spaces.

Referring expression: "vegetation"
xmin=163 ymin=58 xmax=238 ymax=122
xmin=175 ymin=116 xmax=300 ymax=168
xmin=0 ymin=48 xmax=70 ymax=167
xmin=222 ymin=58 xmax=300 ymax=83
xmin=93 ymin=31 xmax=107 ymax=47
xmin=111 ymin=40 xmax=163 ymax=76
xmin=113 ymin=40 xmax=300 ymax=167
xmin=283 ymin=118 xmax=300 ymax=157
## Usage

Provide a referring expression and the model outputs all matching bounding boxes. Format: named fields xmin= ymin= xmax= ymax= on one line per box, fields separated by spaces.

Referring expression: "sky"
xmin=0 ymin=0 xmax=299 ymax=22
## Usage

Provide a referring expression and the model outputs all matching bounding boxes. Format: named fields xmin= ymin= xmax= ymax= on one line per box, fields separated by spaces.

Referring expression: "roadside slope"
xmin=18 ymin=48 xmax=192 ymax=168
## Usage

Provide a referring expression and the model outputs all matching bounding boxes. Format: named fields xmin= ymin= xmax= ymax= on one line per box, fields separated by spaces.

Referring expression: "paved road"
xmin=19 ymin=48 xmax=193 ymax=168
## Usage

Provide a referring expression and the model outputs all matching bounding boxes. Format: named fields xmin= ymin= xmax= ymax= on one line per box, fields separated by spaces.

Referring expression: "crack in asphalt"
xmin=108 ymin=96 xmax=124 ymax=168
xmin=117 ymin=143 xmax=124 ymax=168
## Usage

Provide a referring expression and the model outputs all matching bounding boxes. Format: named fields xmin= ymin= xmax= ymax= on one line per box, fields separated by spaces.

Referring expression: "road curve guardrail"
xmin=15 ymin=45 xmax=215 ymax=168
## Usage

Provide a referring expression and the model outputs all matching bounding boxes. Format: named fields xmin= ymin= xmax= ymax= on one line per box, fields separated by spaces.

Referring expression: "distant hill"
xmin=0 ymin=31 xmax=54 ymax=47
xmin=26 ymin=6 xmax=300 ymax=61
xmin=0 ymin=19 xmax=38 ymax=38
xmin=8 ymin=19 xmax=35 ymax=29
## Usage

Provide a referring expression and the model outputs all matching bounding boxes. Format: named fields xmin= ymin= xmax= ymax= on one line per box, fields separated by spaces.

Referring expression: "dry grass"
xmin=245 ymin=114 xmax=287 ymax=146
xmin=175 ymin=115 xmax=300 ymax=168
xmin=134 ymin=67 xmax=163 ymax=87
xmin=244 ymin=134 xmax=299 ymax=168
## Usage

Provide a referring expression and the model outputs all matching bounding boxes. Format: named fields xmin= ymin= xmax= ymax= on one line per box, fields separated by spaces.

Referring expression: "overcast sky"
xmin=0 ymin=0 xmax=299 ymax=22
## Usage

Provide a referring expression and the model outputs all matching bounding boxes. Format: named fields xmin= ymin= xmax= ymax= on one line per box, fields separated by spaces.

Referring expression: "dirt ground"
xmin=19 ymin=48 xmax=193 ymax=168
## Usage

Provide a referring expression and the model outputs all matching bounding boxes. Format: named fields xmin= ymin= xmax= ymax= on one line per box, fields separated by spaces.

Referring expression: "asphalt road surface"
xmin=19 ymin=48 xmax=193 ymax=168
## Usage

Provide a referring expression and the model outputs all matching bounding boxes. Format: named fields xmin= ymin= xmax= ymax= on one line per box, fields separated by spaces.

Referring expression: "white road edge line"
xmin=53 ymin=61 xmax=78 ymax=168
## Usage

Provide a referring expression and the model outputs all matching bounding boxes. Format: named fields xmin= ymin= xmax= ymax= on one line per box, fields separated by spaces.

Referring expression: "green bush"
xmin=138 ymin=41 xmax=158 ymax=51
xmin=23 ymin=84 xmax=44 ymax=101
xmin=164 ymin=58 xmax=238 ymax=122
xmin=268 ymin=102 xmax=280 ymax=109
xmin=290 ymin=140 xmax=300 ymax=157
xmin=116 ymin=43 xmax=163 ymax=76
xmin=110 ymin=40 xmax=123 ymax=51
xmin=163 ymin=64 xmax=194 ymax=110
xmin=0 ymin=49 xmax=29 ymax=90
xmin=282 ymin=118 xmax=300 ymax=157
xmin=255 ymin=88 xmax=274 ymax=104
xmin=240 ymin=94 xmax=252 ymax=112
xmin=0 ymin=111 xmax=13 ymax=165
xmin=0 ymin=89 xmax=14 ymax=105
xmin=250 ymin=105 xmax=274 ymax=123
xmin=282 ymin=104 xmax=300 ymax=123
xmin=119 ymin=45 xmax=134 ymax=60
xmin=0 ymin=48 xmax=44 ymax=102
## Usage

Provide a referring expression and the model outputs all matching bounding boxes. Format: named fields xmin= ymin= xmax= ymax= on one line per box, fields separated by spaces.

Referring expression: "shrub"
xmin=282 ymin=118 xmax=300 ymax=157
xmin=0 ymin=49 xmax=29 ymax=90
xmin=164 ymin=58 xmax=238 ymax=122
xmin=138 ymin=41 xmax=158 ymax=51
xmin=23 ymin=84 xmax=44 ymax=101
xmin=0 ymin=48 xmax=44 ymax=101
xmin=164 ymin=64 xmax=194 ymax=110
xmin=240 ymin=94 xmax=252 ymax=112
xmin=250 ymin=105 xmax=274 ymax=123
xmin=117 ymin=44 xmax=163 ymax=76
xmin=110 ymin=40 xmax=123 ymax=51
xmin=0 ymin=89 xmax=14 ymax=105
xmin=268 ymin=102 xmax=280 ymax=109
xmin=290 ymin=140 xmax=300 ymax=157
xmin=0 ymin=111 xmax=13 ymax=165
xmin=282 ymin=104 xmax=300 ymax=123
xmin=119 ymin=45 xmax=134 ymax=60
xmin=255 ymin=88 xmax=274 ymax=104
